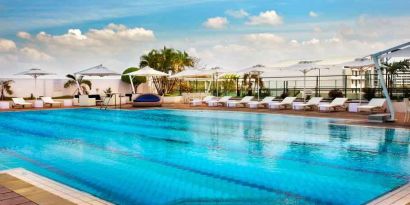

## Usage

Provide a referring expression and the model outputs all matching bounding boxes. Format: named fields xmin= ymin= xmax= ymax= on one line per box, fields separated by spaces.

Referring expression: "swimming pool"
xmin=0 ymin=108 xmax=409 ymax=204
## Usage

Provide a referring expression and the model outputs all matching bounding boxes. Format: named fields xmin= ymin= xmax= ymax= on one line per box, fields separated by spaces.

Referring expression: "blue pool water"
xmin=0 ymin=108 xmax=409 ymax=205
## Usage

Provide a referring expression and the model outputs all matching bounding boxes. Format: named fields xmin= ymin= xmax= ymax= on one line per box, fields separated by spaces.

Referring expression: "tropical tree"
xmin=0 ymin=80 xmax=13 ymax=100
xmin=121 ymin=67 xmax=146 ymax=93
xmin=139 ymin=47 xmax=196 ymax=95
xmin=242 ymin=73 xmax=264 ymax=96
xmin=220 ymin=74 xmax=239 ymax=95
xmin=64 ymin=74 xmax=92 ymax=95
xmin=382 ymin=59 xmax=410 ymax=97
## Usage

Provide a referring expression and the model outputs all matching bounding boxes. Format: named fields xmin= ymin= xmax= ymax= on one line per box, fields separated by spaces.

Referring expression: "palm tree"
xmin=139 ymin=47 xmax=196 ymax=95
xmin=242 ymin=73 xmax=264 ymax=96
xmin=0 ymin=80 xmax=14 ymax=100
xmin=382 ymin=59 xmax=410 ymax=97
xmin=64 ymin=74 xmax=92 ymax=95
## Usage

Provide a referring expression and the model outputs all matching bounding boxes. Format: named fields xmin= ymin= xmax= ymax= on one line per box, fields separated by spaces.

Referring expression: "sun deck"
xmin=0 ymin=168 xmax=112 ymax=205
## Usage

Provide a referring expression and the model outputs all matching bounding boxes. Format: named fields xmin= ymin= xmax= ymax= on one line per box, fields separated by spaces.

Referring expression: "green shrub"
xmin=328 ymin=89 xmax=343 ymax=100
xmin=363 ymin=88 xmax=376 ymax=101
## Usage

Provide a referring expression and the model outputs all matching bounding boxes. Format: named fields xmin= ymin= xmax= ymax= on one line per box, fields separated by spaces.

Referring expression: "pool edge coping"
xmin=367 ymin=182 xmax=410 ymax=205
xmin=0 ymin=168 xmax=113 ymax=205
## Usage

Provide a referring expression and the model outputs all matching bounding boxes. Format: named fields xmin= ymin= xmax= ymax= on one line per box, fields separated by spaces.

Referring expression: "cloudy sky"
xmin=0 ymin=0 xmax=409 ymax=75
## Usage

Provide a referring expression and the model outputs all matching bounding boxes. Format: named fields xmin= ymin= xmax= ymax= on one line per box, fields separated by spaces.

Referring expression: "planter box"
xmin=0 ymin=101 xmax=10 ymax=109
xmin=393 ymin=101 xmax=406 ymax=113
xmin=163 ymin=96 xmax=183 ymax=104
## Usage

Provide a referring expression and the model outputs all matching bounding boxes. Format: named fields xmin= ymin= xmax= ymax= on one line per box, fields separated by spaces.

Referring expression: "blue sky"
xmin=0 ymin=0 xmax=409 ymax=74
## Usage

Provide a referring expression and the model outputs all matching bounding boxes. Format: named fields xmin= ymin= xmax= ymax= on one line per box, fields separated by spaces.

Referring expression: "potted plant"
xmin=328 ymin=89 xmax=343 ymax=100
xmin=0 ymin=80 xmax=13 ymax=109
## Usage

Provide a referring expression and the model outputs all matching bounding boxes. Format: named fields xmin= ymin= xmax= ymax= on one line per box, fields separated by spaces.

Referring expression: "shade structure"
xmin=238 ymin=65 xmax=267 ymax=100
xmin=339 ymin=58 xmax=374 ymax=68
xmin=205 ymin=67 xmax=237 ymax=97
xmin=339 ymin=58 xmax=374 ymax=104
xmin=126 ymin=66 xmax=169 ymax=77
xmin=370 ymin=42 xmax=410 ymax=121
xmin=283 ymin=61 xmax=329 ymax=102
xmin=381 ymin=46 xmax=410 ymax=58
xmin=74 ymin=64 xmax=120 ymax=95
xmin=125 ymin=67 xmax=169 ymax=94
xmin=75 ymin=64 xmax=120 ymax=77
xmin=169 ymin=69 xmax=211 ymax=79
xmin=15 ymin=68 xmax=55 ymax=99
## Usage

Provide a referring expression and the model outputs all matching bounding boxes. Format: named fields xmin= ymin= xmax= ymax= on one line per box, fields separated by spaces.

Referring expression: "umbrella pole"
xmin=129 ymin=75 xmax=136 ymax=94
xmin=303 ymin=72 xmax=306 ymax=103
xmin=216 ymin=74 xmax=219 ymax=97
xmin=359 ymin=70 xmax=362 ymax=104
xmin=34 ymin=76 xmax=37 ymax=99
xmin=257 ymin=75 xmax=260 ymax=101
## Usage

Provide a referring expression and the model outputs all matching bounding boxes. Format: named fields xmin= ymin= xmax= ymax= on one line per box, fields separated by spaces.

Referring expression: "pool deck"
xmin=368 ymin=183 xmax=410 ymax=205
xmin=0 ymin=168 xmax=112 ymax=205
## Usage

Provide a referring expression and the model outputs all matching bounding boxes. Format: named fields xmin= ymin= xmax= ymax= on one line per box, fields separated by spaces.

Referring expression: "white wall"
xmin=0 ymin=77 xmax=150 ymax=98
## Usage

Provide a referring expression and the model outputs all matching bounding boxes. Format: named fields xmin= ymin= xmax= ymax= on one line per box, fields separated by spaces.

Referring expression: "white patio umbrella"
xmin=205 ymin=67 xmax=236 ymax=97
xmin=238 ymin=65 xmax=266 ymax=100
xmin=338 ymin=58 xmax=374 ymax=104
xmin=125 ymin=67 xmax=169 ymax=93
xmin=169 ymin=69 xmax=211 ymax=79
xmin=75 ymin=64 xmax=120 ymax=77
xmin=15 ymin=68 xmax=55 ymax=99
xmin=75 ymin=64 xmax=120 ymax=94
xmin=283 ymin=61 xmax=329 ymax=102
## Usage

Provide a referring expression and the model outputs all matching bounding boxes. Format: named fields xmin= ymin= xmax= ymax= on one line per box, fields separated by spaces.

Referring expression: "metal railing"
xmin=170 ymin=73 xmax=410 ymax=100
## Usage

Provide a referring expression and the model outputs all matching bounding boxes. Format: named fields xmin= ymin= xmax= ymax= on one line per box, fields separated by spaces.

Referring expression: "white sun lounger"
xmin=207 ymin=96 xmax=232 ymax=107
xmin=190 ymin=96 xmax=215 ymax=106
xmin=227 ymin=96 xmax=254 ymax=108
xmin=319 ymin=98 xmax=348 ymax=112
xmin=293 ymin=97 xmax=323 ymax=110
xmin=41 ymin=97 xmax=63 ymax=107
xmin=247 ymin=97 xmax=275 ymax=108
xmin=268 ymin=97 xmax=297 ymax=110
xmin=12 ymin=98 xmax=33 ymax=108
xmin=357 ymin=98 xmax=386 ymax=113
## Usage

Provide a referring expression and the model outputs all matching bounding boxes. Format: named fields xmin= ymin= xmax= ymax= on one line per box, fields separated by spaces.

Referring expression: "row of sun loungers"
xmin=11 ymin=97 xmax=62 ymax=108
xmin=190 ymin=96 xmax=386 ymax=113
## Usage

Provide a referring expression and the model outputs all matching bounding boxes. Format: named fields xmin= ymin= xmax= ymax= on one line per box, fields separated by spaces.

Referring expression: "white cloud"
xmin=203 ymin=17 xmax=228 ymax=29
xmin=309 ymin=11 xmax=318 ymax=18
xmin=17 ymin=32 xmax=32 ymax=40
xmin=19 ymin=47 xmax=53 ymax=61
xmin=302 ymin=38 xmax=320 ymax=45
xmin=225 ymin=9 xmax=249 ymax=18
xmin=0 ymin=39 xmax=16 ymax=52
xmin=244 ymin=33 xmax=285 ymax=46
xmin=36 ymin=24 xmax=155 ymax=48
xmin=246 ymin=10 xmax=283 ymax=26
